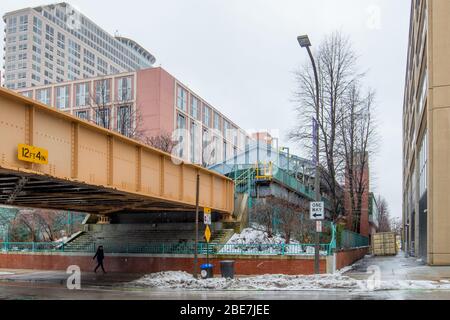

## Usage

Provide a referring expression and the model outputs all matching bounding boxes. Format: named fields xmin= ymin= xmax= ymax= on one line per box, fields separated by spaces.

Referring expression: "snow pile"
xmin=131 ymin=271 xmax=363 ymax=291
xmin=225 ymin=227 xmax=298 ymax=246
xmin=131 ymin=271 xmax=450 ymax=292
xmin=0 ymin=272 xmax=15 ymax=276
xmin=374 ymin=280 xmax=450 ymax=291
xmin=221 ymin=226 xmax=327 ymax=256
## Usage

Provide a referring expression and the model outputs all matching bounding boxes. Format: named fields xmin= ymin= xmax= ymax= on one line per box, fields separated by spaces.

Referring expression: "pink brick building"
xmin=17 ymin=67 xmax=251 ymax=166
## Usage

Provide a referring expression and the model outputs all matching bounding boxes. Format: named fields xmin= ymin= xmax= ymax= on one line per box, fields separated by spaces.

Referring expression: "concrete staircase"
xmin=63 ymin=224 xmax=235 ymax=254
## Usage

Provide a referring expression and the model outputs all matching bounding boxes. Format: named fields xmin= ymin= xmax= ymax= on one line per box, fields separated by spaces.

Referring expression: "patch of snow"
xmin=0 ymin=272 xmax=14 ymax=276
xmin=220 ymin=225 xmax=327 ymax=256
xmin=131 ymin=271 xmax=363 ymax=291
xmin=54 ymin=236 xmax=69 ymax=243
xmin=336 ymin=266 xmax=353 ymax=275
xmin=131 ymin=271 xmax=450 ymax=292
xmin=373 ymin=280 xmax=450 ymax=291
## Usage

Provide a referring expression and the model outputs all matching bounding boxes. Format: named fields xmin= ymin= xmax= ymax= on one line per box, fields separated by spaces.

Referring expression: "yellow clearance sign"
xmin=18 ymin=144 xmax=49 ymax=165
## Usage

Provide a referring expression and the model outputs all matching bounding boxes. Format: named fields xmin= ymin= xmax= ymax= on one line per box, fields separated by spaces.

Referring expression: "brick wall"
xmin=0 ymin=249 xmax=366 ymax=275
xmin=335 ymin=247 xmax=369 ymax=270
xmin=0 ymin=253 xmax=327 ymax=275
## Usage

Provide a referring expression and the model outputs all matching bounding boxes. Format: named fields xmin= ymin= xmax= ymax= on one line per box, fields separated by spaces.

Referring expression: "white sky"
xmin=0 ymin=0 xmax=410 ymax=218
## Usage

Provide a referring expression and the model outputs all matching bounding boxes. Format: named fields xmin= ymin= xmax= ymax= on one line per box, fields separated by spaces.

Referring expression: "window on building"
xmin=190 ymin=121 xmax=198 ymax=164
xmin=176 ymin=86 xmax=187 ymax=112
xmin=95 ymin=108 xmax=110 ymax=129
xmin=201 ymin=129 xmax=207 ymax=166
xmin=7 ymin=16 xmax=17 ymax=34
xmin=18 ymin=15 xmax=28 ymax=32
xmin=118 ymin=77 xmax=132 ymax=101
xmin=56 ymin=86 xmax=69 ymax=109
xmin=21 ymin=91 xmax=33 ymax=98
xmin=223 ymin=141 xmax=227 ymax=163
xmin=190 ymin=96 xmax=199 ymax=120
xmin=177 ymin=113 xmax=186 ymax=158
xmin=76 ymin=83 xmax=90 ymax=107
xmin=45 ymin=25 xmax=54 ymax=42
xmin=76 ymin=110 xmax=89 ymax=121
xmin=214 ymin=112 xmax=221 ymax=130
xmin=418 ymin=68 xmax=428 ymax=115
xmin=57 ymin=33 xmax=65 ymax=50
xmin=117 ymin=106 xmax=132 ymax=137
xmin=95 ymin=79 xmax=111 ymax=105
xmin=33 ymin=17 xmax=42 ymax=35
xmin=36 ymin=88 xmax=51 ymax=105
xmin=203 ymin=105 xmax=211 ymax=127
xmin=419 ymin=131 xmax=428 ymax=197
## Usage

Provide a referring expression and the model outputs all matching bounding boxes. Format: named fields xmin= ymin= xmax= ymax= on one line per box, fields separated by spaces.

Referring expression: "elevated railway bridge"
xmin=0 ymin=87 xmax=234 ymax=218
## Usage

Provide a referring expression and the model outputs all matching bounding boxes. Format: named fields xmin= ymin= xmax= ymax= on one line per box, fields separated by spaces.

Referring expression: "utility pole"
xmin=298 ymin=34 xmax=322 ymax=274
xmin=193 ymin=173 xmax=200 ymax=279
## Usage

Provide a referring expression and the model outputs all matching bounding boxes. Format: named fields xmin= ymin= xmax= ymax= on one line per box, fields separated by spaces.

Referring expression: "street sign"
xmin=316 ymin=221 xmax=322 ymax=233
xmin=204 ymin=225 xmax=211 ymax=243
xmin=310 ymin=201 xmax=324 ymax=220
xmin=203 ymin=207 xmax=211 ymax=225
xmin=18 ymin=144 xmax=48 ymax=165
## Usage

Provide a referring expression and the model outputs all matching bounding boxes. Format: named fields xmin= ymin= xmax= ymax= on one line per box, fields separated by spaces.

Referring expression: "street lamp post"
xmin=298 ymin=35 xmax=322 ymax=274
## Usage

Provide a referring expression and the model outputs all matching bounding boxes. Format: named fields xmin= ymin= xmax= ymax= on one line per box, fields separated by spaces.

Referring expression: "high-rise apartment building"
xmin=2 ymin=2 xmax=155 ymax=90
xmin=403 ymin=0 xmax=450 ymax=265
xmin=16 ymin=67 xmax=251 ymax=167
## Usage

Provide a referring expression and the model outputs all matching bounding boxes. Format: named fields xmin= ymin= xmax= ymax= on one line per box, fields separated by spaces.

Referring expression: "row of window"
xmin=20 ymin=77 xmax=133 ymax=109
xmin=175 ymin=117 xmax=239 ymax=165
xmin=40 ymin=7 xmax=147 ymax=72
xmin=176 ymin=112 xmax=243 ymax=159
xmin=176 ymin=85 xmax=237 ymax=137
xmin=74 ymin=106 xmax=132 ymax=137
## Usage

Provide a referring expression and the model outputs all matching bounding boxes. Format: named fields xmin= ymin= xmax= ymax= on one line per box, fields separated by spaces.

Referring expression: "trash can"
xmin=200 ymin=263 xmax=214 ymax=279
xmin=220 ymin=260 xmax=235 ymax=279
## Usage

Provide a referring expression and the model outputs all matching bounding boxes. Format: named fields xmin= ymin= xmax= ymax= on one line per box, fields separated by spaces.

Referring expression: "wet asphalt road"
xmin=2 ymin=253 xmax=450 ymax=300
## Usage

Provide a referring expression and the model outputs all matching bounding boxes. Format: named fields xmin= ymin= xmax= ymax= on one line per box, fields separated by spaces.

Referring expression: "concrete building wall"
xmin=403 ymin=0 xmax=450 ymax=265
xmin=2 ymin=3 xmax=155 ymax=90
xmin=14 ymin=67 xmax=251 ymax=167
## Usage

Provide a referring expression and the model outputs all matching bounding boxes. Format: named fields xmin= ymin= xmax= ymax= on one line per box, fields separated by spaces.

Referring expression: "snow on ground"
xmin=0 ymin=272 xmax=15 ymax=276
xmin=220 ymin=225 xmax=327 ymax=256
xmin=225 ymin=225 xmax=298 ymax=246
xmin=131 ymin=271 xmax=450 ymax=292
xmin=131 ymin=271 xmax=363 ymax=291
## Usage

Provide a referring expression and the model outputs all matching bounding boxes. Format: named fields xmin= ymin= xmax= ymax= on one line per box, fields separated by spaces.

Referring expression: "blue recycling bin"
xmin=200 ymin=263 xmax=214 ymax=279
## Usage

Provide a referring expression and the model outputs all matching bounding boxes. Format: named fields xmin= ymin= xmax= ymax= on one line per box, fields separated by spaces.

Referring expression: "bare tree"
xmin=87 ymin=77 xmax=144 ymax=140
xmin=289 ymin=31 xmax=361 ymax=220
xmin=390 ymin=217 xmax=402 ymax=236
xmin=254 ymin=197 xmax=277 ymax=238
xmin=376 ymin=196 xmax=391 ymax=232
xmin=145 ymin=132 xmax=176 ymax=153
xmin=340 ymin=84 xmax=377 ymax=233
xmin=277 ymin=198 xmax=305 ymax=244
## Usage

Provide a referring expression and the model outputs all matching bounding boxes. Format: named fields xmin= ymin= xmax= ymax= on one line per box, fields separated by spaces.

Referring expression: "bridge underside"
xmin=0 ymin=169 xmax=198 ymax=214
xmin=0 ymin=87 xmax=234 ymax=216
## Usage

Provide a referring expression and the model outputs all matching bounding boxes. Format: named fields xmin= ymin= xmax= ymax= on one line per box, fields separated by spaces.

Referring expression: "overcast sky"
xmin=0 ymin=0 xmax=410 ymax=218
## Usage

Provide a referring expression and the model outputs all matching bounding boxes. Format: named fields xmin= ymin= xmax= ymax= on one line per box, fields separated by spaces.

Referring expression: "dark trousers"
xmin=94 ymin=260 xmax=106 ymax=273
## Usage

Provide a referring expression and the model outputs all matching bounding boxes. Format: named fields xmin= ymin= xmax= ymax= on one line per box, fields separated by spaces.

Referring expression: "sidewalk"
xmin=0 ymin=268 xmax=144 ymax=288
xmin=343 ymin=252 xmax=450 ymax=282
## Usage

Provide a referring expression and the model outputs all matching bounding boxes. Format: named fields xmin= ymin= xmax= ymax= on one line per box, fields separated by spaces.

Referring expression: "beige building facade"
xmin=403 ymin=0 xmax=450 ymax=265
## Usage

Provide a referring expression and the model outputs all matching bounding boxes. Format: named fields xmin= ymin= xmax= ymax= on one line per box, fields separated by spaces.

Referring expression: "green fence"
xmin=338 ymin=229 xmax=369 ymax=249
xmin=1 ymin=241 xmax=335 ymax=256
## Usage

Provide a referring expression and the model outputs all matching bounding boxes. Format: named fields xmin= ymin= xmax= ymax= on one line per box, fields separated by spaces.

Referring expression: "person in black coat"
xmin=93 ymin=245 xmax=106 ymax=274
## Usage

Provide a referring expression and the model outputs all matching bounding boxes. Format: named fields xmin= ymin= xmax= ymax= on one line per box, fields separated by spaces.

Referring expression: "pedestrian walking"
xmin=93 ymin=245 xmax=107 ymax=274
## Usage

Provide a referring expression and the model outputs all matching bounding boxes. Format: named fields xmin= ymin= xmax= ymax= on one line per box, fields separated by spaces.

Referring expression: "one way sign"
xmin=310 ymin=202 xmax=324 ymax=220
